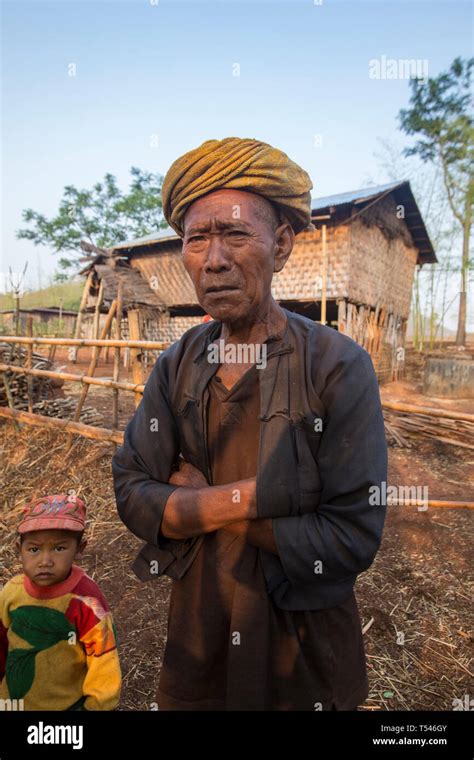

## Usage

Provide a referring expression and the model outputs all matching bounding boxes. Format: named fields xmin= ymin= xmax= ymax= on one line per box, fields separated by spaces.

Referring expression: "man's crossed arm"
xmin=162 ymin=460 xmax=279 ymax=555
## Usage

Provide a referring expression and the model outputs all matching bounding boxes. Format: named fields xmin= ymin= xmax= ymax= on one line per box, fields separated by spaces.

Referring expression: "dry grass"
xmin=0 ymin=423 xmax=472 ymax=711
xmin=0 ymin=424 xmax=171 ymax=710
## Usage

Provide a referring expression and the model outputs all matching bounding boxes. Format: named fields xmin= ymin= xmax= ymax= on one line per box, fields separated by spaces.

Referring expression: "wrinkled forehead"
xmin=183 ymin=188 xmax=274 ymax=230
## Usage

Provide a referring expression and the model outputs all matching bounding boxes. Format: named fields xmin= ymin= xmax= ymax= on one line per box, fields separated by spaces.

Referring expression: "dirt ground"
xmin=0 ymin=351 xmax=472 ymax=711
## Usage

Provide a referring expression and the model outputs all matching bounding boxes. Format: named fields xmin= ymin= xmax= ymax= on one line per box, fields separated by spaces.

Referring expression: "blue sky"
xmin=1 ymin=0 xmax=472 ymax=306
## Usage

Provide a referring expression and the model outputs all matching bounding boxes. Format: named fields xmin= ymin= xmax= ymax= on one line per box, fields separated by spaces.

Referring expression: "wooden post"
xmin=14 ymin=293 xmax=20 ymax=337
xmin=128 ymin=310 xmax=143 ymax=408
xmin=2 ymin=373 xmax=19 ymax=429
xmin=112 ymin=281 xmax=123 ymax=430
xmin=104 ymin=324 xmax=111 ymax=364
xmin=345 ymin=303 xmax=352 ymax=339
xmin=72 ymin=271 xmax=94 ymax=364
xmin=65 ymin=299 xmax=117 ymax=450
xmin=320 ymin=224 xmax=328 ymax=325
xmin=92 ymin=280 xmax=104 ymax=341
xmin=26 ymin=316 xmax=34 ymax=413
xmin=337 ymin=299 xmax=346 ymax=333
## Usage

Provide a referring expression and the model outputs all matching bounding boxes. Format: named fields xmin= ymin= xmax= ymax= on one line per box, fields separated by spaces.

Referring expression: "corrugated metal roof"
xmin=316 ymin=180 xmax=435 ymax=264
xmin=311 ymin=182 xmax=403 ymax=212
xmin=113 ymin=228 xmax=177 ymax=250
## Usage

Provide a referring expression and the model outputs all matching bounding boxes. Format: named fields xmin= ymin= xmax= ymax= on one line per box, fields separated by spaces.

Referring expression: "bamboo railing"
xmin=0 ymin=336 xmax=169 ymax=350
xmin=0 ymin=331 xmax=169 ymax=445
xmin=0 ymin=406 xmax=123 ymax=444
xmin=0 ymin=363 xmax=145 ymax=394
xmin=1 ymin=333 xmax=473 ymax=510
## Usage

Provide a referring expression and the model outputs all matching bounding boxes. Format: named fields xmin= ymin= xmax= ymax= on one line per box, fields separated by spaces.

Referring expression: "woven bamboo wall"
xmin=81 ymin=311 xmax=202 ymax=344
xmin=271 ymin=225 xmax=350 ymax=301
xmin=140 ymin=312 xmax=203 ymax=344
xmin=347 ymin=197 xmax=418 ymax=319
xmin=130 ymin=247 xmax=196 ymax=306
xmin=128 ymin=226 xmax=352 ymax=307
xmin=126 ymin=208 xmax=417 ymax=317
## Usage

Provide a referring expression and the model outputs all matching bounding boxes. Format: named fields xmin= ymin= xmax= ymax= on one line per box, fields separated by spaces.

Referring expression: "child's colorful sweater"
xmin=0 ymin=564 xmax=121 ymax=710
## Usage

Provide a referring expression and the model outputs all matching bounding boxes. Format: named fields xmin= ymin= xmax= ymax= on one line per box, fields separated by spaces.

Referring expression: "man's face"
xmin=18 ymin=529 xmax=86 ymax=587
xmin=182 ymin=189 xmax=293 ymax=323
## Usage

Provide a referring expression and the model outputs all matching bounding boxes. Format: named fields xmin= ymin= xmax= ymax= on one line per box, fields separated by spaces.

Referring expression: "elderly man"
xmin=112 ymin=137 xmax=387 ymax=711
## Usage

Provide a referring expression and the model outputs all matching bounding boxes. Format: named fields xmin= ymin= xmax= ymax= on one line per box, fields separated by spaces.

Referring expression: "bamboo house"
xmin=77 ymin=181 xmax=436 ymax=382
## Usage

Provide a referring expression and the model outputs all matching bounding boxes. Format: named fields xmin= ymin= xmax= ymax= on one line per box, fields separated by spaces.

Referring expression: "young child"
xmin=0 ymin=493 xmax=122 ymax=710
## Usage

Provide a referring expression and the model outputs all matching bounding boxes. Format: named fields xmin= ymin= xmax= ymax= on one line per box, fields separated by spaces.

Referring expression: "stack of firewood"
xmin=0 ymin=343 xmax=102 ymax=426
xmin=383 ymin=408 xmax=474 ymax=450
xmin=33 ymin=399 xmax=103 ymax=426
xmin=0 ymin=343 xmax=54 ymax=406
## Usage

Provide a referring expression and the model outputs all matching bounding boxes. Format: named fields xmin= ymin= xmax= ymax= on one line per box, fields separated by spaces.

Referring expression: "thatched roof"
xmin=94 ymin=264 xmax=165 ymax=310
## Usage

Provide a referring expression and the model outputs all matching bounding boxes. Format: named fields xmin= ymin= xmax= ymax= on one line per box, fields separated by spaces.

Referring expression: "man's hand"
xmin=223 ymin=518 xmax=278 ymax=555
xmin=165 ymin=458 xmax=277 ymax=553
xmin=162 ymin=453 xmax=258 ymax=539
xmin=169 ymin=458 xmax=208 ymax=488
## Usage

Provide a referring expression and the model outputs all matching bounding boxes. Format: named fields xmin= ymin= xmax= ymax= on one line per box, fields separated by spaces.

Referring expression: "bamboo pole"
xmin=104 ymin=310 xmax=114 ymax=364
xmin=72 ymin=271 xmax=94 ymax=363
xmin=73 ymin=300 xmax=117 ymax=418
xmin=65 ymin=300 xmax=117 ymax=450
xmin=337 ymin=299 xmax=346 ymax=334
xmin=128 ymin=310 xmax=144 ymax=408
xmin=3 ymin=359 xmax=471 ymax=432
xmin=0 ymin=409 xmax=472 ymax=510
xmin=112 ymin=282 xmax=123 ymax=430
xmin=320 ymin=224 xmax=327 ymax=325
xmin=0 ymin=406 xmax=123 ymax=445
xmin=0 ymin=336 xmax=169 ymax=350
xmin=92 ymin=280 xmax=104 ymax=341
xmin=26 ymin=316 xmax=33 ymax=413
xmin=382 ymin=400 xmax=474 ymax=424
xmin=2 ymin=372 xmax=19 ymax=430
xmin=387 ymin=498 xmax=474 ymax=510
xmin=48 ymin=344 xmax=57 ymax=364
xmin=0 ymin=363 xmax=145 ymax=394
xmin=1 ymin=404 xmax=472 ymax=505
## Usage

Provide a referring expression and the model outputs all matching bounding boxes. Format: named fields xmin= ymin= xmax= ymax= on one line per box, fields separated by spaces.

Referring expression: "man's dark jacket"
xmin=112 ymin=309 xmax=387 ymax=611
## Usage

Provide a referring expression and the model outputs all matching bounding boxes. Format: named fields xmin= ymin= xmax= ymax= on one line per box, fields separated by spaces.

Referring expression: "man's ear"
xmin=273 ymin=221 xmax=295 ymax=274
xmin=15 ymin=538 xmax=21 ymax=554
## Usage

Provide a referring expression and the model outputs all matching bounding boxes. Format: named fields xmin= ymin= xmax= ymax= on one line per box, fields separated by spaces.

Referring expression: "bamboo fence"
xmin=0 ymin=333 xmax=473 ymax=510
xmin=0 ymin=331 xmax=169 ymax=444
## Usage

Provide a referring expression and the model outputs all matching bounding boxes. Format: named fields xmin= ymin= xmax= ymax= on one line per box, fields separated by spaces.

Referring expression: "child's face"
xmin=17 ymin=529 xmax=86 ymax=586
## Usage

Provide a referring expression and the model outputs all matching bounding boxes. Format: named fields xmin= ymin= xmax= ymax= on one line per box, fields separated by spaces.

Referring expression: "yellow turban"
xmin=161 ymin=137 xmax=314 ymax=237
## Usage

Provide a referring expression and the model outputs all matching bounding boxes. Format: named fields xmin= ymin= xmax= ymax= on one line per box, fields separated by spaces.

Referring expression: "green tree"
xmin=16 ymin=167 xmax=167 ymax=276
xmin=399 ymin=56 xmax=473 ymax=346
